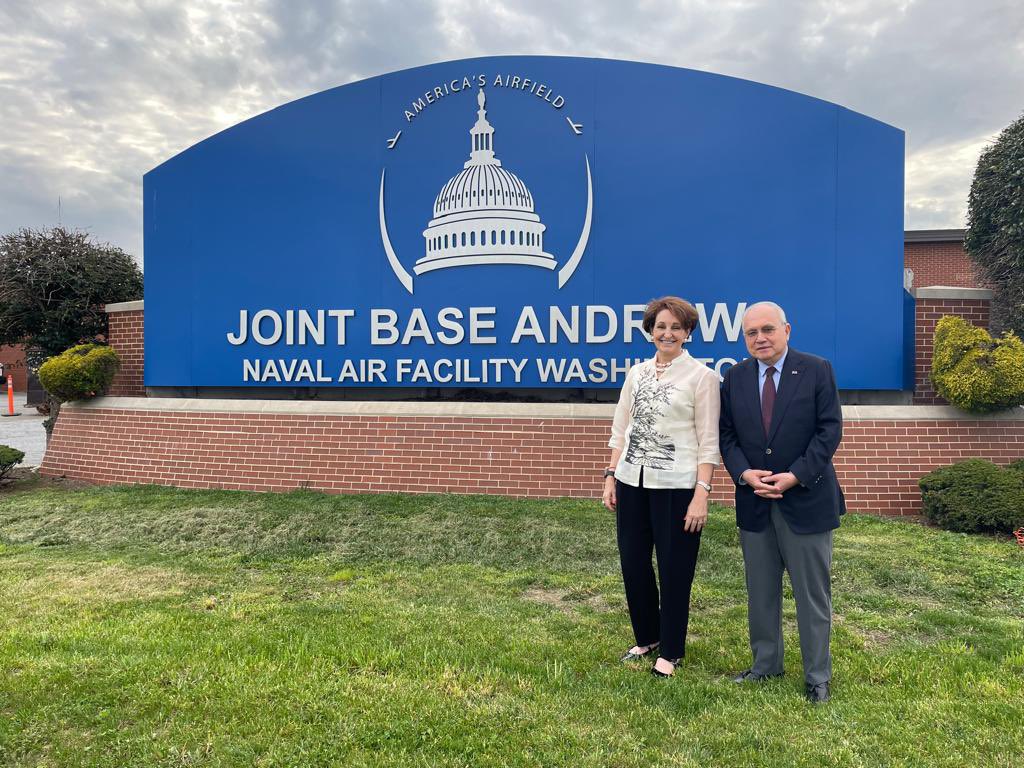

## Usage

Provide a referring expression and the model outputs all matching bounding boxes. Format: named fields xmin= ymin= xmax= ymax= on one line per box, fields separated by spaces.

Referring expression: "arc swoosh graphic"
xmin=558 ymin=154 xmax=592 ymax=289
xmin=378 ymin=169 xmax=414 ymax=294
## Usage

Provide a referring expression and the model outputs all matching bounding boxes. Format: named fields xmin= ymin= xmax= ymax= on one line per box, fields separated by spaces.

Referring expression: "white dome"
xmin=433 ymin=163 xmax=535 ymax=217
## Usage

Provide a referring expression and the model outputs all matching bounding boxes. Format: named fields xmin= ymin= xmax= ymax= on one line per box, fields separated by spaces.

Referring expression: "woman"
xmin=602 ymin=296 xmax=720 ymax=677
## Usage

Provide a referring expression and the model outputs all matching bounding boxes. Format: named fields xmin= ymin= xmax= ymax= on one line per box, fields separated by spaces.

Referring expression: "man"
xmin=719 ymin=301 xmax=844 ymax=704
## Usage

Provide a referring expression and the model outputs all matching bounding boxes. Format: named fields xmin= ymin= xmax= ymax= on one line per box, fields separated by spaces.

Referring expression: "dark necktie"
xmin=761 ymin=366 xmax=777 ymax=437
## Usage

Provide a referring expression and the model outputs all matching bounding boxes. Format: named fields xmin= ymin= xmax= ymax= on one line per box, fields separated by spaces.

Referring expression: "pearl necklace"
xmin=654 ymin=358 xmax=674 ymax=373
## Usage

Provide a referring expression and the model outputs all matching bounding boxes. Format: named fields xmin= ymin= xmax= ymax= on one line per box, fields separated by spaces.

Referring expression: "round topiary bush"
xmin=919 ymin=458 xmax=1024 ymax=534
xmin=931 ymin=315 xmax=1024 ymax=412
xmin=0 ymin=444 xmax=25 ymax=481
xmin=37 ymin=343 xmax=120 ymax=402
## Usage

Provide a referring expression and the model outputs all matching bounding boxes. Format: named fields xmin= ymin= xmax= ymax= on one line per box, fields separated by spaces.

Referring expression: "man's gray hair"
xmin=743 ymin=301 xmax=788 ymax=325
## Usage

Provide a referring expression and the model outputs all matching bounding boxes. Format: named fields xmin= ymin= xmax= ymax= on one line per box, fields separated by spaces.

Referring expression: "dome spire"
xmin=466 ymin=88 xmax=500 ymax=168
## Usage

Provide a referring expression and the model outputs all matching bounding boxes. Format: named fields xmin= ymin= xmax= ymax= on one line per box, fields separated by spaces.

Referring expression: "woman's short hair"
xmin=642 ymin=296 xmax=699 ymax=335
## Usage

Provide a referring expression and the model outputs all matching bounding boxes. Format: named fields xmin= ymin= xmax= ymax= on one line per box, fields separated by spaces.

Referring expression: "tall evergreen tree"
xmin=966 ymin=112 xmax=1024 ymax=336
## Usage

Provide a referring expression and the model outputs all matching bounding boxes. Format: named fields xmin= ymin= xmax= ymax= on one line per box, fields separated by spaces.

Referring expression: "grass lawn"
xmin=1 ymin=475 xmax=1022 ymax=767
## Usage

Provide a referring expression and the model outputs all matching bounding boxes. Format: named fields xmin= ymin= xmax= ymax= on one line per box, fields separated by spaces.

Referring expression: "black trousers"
xmin=616 ymin=472 xmax=702 ymax=660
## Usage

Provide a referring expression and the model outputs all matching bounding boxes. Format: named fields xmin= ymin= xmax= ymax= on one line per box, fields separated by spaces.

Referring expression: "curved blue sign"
xmin=144 ymin=56 xmax=904 ymax=389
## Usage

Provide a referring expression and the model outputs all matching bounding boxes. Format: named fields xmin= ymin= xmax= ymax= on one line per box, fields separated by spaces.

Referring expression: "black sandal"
xmin=619 ymin=642 xmax=659 ymax=662
xmin=651 ymin=657 xmax=682 ymax=677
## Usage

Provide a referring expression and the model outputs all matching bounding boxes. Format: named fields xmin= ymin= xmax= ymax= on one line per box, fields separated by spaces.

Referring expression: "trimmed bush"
xmin=38 ymin=344 xmax=120 ymax=403
xmin=0 ymin=444 xmax=25 ymax=481
xmin=931 ymin=315 xmax=1024 ymax=412
xmin=919 ymin=458 xmax=1024 ymax=534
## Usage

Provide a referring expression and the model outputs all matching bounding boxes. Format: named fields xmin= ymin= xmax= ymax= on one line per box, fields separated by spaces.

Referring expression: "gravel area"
xmin=0 ymin=395 xmax=47 ymax=467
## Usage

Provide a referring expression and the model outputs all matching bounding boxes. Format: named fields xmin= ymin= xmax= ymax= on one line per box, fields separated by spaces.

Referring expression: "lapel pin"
xmin=791 ymin=370 xmax=798 ymax=374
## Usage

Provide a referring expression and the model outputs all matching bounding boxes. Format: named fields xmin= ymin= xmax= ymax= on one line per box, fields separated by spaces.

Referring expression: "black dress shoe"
xmin=619 ymin=642 xmax=659 ymax=662
xmin=651 ymin=657 xmax=682 ymax=678
xmin=732 ymin=669 xmax=784 ymax=683
xmin=805 ymin=681 xmax=830 ymax=703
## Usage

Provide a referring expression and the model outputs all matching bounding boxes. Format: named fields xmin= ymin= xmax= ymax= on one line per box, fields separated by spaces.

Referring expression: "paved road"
xmin=0 ymin=395 xmax=47 ymax=467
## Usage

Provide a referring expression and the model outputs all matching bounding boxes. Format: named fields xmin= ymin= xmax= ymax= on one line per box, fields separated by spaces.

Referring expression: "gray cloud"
xmin=1 ymin=0 xmax=1021 ymax=263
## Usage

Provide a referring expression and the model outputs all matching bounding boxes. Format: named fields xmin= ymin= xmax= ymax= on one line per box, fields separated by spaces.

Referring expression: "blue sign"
xmin=144 ymin=56 xmax=905 ymax=389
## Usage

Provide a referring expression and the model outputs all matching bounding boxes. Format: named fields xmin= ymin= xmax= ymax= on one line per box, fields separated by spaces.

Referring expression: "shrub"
xmin=1006 ymin=458 xmax=1024 ymax=474
xmin=38 ymin=344 xmax=120 ymax=402
xmin=919 ymin=458 xmax=1024 ymax=534
xmin=0 ymin=444 xmax=25 ymax=481
xmin=931 ymin=315 xmax=1024 ymax=412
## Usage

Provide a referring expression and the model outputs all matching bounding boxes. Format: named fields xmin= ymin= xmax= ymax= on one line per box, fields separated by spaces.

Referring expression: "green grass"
xmin=1 ymin=479 xmax=1022 ymax=767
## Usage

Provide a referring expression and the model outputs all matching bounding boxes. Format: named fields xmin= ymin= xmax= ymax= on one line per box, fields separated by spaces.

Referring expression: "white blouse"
xmin=609 ymin=352 xmax=721 ymax=489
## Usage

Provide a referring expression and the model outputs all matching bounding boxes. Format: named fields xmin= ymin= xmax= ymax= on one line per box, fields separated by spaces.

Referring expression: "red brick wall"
xmin=835 ymin=419 xmax=1022 ymax=514
xmin=107 ymin=310 xmax=145 ymax=396
xmin=0 ymin=345 xmax=27 ymax=391
xmin=914 ymin=298 xmax=990 ymax=405
xmin=905 ymin=240 xmax=983 ymax=289
xmin=40 ymin=404 xmax=1024 ymax=516
xmin=42 ymin=409 xmax=614 ymax=498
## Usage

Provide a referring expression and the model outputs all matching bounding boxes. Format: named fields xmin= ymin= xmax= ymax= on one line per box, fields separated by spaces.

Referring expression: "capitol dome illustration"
xmin=415 ymin=89 xmax=556 ymax=275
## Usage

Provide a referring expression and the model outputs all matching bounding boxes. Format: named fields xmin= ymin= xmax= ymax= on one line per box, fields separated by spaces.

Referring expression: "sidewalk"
xmin=0 ymin=395 xmax=47 ymax=467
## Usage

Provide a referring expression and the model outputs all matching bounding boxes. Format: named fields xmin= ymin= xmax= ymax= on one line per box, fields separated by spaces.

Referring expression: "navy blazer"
xmin=719 ymin=348 xmax=845 ymax=534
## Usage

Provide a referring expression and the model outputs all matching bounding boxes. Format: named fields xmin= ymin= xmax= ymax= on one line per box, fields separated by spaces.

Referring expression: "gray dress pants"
xmin=738 ymin=503 xmax=833 ymax=685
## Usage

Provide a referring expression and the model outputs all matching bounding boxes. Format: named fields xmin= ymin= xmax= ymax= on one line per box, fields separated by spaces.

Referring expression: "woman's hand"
xmin=602 ymin=477 xmax=617 ymax=511
xmin=683 ymin=495 xmax=708 ymax=533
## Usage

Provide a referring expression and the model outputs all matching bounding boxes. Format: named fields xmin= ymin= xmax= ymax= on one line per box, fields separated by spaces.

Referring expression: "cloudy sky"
xmin=1 ymin=0 xmax=1021 ymax=264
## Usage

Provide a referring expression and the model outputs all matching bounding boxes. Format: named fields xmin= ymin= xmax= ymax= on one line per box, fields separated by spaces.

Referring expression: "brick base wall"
xmin=837 ymin=416 xmax=1022 ymax=514
xmin=107 ymin=307 xmax=145 ymax=397
xmin=914 ymin=295 xmax=990 ymax=404
xmin=40 ymin=400 xmax=1024 ymax=516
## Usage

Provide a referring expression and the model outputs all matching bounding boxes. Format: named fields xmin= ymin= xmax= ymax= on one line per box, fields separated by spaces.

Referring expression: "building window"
xmin=461 ymin=232 xmax=466 ymax=247
xmin=470 ymin=231 xmax=476 ymax=246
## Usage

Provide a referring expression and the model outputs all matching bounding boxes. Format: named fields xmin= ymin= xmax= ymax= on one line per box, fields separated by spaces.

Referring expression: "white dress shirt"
xmin=609 ymin=351 xmax=721 ymax=489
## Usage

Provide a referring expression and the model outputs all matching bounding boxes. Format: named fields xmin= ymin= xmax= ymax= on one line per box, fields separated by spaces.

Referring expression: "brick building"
xmin=903 ymin=229 xmax=980 ymax=290
xmin=0 ymin=345 xmax=27 ymax=392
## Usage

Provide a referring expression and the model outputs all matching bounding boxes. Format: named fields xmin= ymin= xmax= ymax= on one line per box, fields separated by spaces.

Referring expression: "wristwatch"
xmin=695 ymin=480 xmax=712 ymax=493
xmin=603 ymin=468 xmax=616 ymax=478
